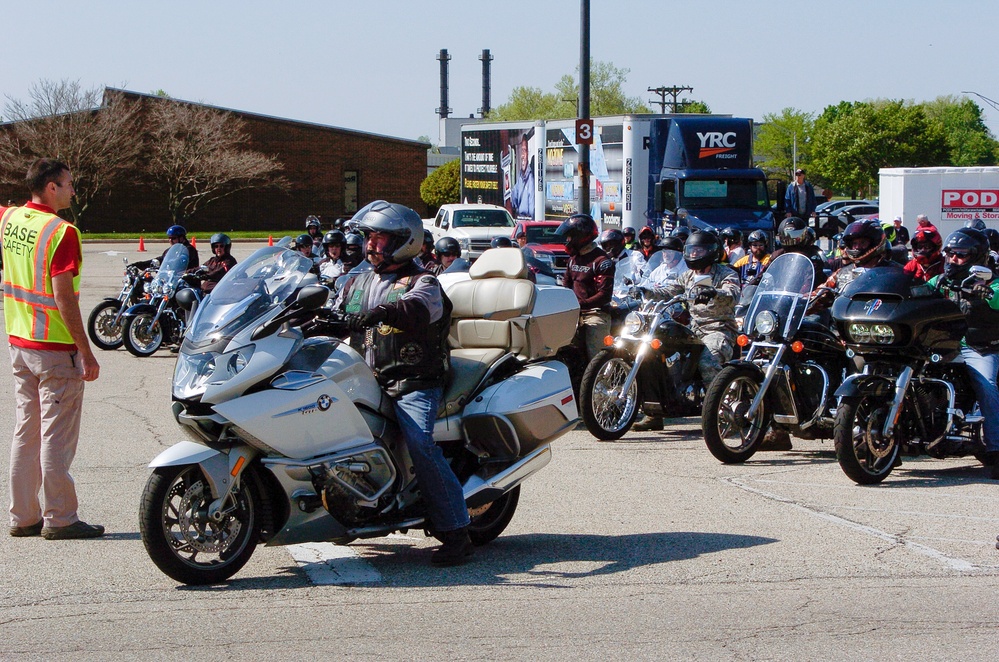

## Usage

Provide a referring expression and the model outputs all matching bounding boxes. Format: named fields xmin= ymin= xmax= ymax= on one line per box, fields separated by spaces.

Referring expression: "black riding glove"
xmin=692 ymin=285 xmax=717 ymax=305
xmin=969 ymin=282 xmax=994 ymax=300
xmin=347 ymin=306 xmax=389 ymax=332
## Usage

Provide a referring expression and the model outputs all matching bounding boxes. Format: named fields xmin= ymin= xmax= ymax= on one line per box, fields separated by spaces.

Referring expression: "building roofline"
xmin=105 ymin=88 xmax=430 ymax=148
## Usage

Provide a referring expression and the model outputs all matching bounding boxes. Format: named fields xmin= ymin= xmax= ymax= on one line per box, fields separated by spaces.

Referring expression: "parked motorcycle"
xmin=701 ymin=253 xmax=848 ymax=463
xmin=830 ymin=265 xmax=991 ymax=484
xmin=139 ymin=245 xmax=579 ymax=584
xmin=578 ymin=250 xmax=705 ymax=440
xmin=87 ymin=259 xmax=153 ymax=350
xmin=120 ymin=243 xmax=202 ymax=357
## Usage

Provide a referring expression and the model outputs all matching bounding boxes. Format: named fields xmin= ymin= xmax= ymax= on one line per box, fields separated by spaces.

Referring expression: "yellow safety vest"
xmin=1 ymin=206 xmax=81 ymax=344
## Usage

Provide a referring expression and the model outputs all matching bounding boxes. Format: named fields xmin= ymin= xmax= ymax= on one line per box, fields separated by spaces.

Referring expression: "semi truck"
xmin=879 ymin=167 xmax=999 ymax=240
xmin=459 ymin=115 xmax=778 ymax=238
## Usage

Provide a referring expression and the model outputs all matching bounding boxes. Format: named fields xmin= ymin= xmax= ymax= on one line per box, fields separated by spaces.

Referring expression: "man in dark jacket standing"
xmin=784 ymin=169 xmax=816 ymax=222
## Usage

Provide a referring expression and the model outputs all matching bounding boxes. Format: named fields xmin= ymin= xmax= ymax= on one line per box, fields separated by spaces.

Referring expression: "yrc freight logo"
xmin=697 ymin=131 xmax=738 ymax=159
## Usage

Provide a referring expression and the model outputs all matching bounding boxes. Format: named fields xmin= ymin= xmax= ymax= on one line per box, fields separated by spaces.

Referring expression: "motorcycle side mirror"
xmin=296 ymin=285 xmax=330 ymax=311
xmin=970 ymin=265 xmax=993 ymax=282
xmin=151 ymin=259 xmax=161 ymax=268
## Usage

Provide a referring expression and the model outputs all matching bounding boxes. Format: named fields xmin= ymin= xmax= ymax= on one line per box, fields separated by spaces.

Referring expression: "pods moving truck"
xmin=879 ymin=167 xmax=999 ymax=240
xmin=459 ymin=115 xmax=777 ymax=238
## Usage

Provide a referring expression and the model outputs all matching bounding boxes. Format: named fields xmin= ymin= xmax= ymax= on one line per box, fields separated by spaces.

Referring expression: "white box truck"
xmin=460 ymin=115 xmax=778 ymax=239
xmin=879 ymin=167 xmax=999 ymax=240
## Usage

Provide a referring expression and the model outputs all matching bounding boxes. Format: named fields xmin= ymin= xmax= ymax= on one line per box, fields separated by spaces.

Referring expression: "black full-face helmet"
xmin=322 ymin=230 xmax=346 ymax=249
xmin=305 ymin=215 xmax=322 ymax=234
xmin=964 ymin=218 xmax=988 ymax=232
xmin=841 ymin=219 xmax=886 ymax=264
xmin=683 ymin=230 xmax=722 ymax=271
xmin=423 ymin=229 xmax=435 ymax=248
xmin=491 ymin=236 xmax=513 ymax=248
xmin=720 ymin=227 xmax=742 ymax=244
xmin=599 ymin=228 xmax=625 ymax=257
xmin=555 ymin=213 xmax=598 ymax=257
xmin=294 ymin=234 xmax=314 ymax=252
xmin=350 ymin=200 xmax=423 ymax=268
xmin=669 ymin=225 xmax=691 ymax=245
xmin=777 ymin=216 xmax=816 ymax=250
xmin=943 ymin=227 xmax=990 ymax=268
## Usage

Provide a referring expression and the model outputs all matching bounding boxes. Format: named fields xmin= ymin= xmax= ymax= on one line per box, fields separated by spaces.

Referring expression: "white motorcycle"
xmin=139 ymin=246 xmax=580 ymax=584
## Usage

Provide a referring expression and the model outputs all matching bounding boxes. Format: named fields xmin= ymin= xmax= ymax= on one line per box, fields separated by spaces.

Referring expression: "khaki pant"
xmin=8 ymin=345 xmax=85 ymax=528
xmin=580 ymin=310 xmax=611 ymax=363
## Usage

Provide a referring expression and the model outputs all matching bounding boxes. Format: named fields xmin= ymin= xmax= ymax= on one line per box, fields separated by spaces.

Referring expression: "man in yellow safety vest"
xmin=1 ymin=158 xmax=104 ymax=540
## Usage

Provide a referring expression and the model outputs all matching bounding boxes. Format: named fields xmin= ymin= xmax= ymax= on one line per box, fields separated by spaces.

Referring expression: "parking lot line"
xmin=286 ymin=542 xmax=382 ymax=585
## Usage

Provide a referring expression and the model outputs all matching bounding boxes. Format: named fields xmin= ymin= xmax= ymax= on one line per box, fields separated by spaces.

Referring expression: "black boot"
xmin=431 ymin=527 xmax=473 ymax=567
xmin=633 ymin=416 xmax=663 ymax=432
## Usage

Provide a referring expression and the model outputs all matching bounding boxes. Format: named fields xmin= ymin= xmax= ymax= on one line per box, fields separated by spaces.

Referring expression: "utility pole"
xmin=647 ymin=85 xmax=693 ymax=114
xmin=578 ymin=0 xmax=590 ymax=217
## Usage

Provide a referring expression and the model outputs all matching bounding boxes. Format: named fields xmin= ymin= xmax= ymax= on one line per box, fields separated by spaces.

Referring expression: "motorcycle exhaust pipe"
xmin=463 ymin=445 xmax=552 ymax=509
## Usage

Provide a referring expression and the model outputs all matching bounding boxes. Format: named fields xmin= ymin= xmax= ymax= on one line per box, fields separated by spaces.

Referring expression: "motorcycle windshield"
xmin=640 ymin=250 xmax=688 ymax=289
xmin=743 ymin=252 xmax=815 ymax=340
xmin=186 ymin=246 xmax=315 ymax=349
xmin=151 ymin=243 xmax=190 ymax=290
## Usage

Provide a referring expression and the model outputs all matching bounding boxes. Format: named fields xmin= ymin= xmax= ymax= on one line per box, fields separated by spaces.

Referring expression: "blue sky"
xmin=5 ymin=1 xmax=999 ymax=143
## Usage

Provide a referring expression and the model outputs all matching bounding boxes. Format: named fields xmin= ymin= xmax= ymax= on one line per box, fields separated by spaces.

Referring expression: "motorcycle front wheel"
xmin=123 ymin=312 xmax=164 ymax=356
xmin=87 ymin=300 xmax=125 ymax=350
xmin=834 ymin=396 xmax=900 ymax=484
xmin=702 ymin=365 xmax=770 ymax=463
xmin=467 ymin=485 xmax=520 ymax=545
xmin=579 ymin=349 xmax=640 ymax=441
xmin=139 ymin=465 xmax=260 ymax=585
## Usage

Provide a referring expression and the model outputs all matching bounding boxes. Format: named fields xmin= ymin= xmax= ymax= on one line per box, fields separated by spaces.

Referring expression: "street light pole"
xmin=578 ymin=0 xmax=590 ymax=217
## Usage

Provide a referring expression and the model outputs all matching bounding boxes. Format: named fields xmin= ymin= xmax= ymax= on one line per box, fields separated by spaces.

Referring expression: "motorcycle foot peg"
xmin=297 ymin=494 xmax=323 ymax=513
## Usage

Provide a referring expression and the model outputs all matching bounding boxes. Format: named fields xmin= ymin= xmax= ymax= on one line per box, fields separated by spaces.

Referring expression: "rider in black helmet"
xmin=598 ymin=228 xmax=628 ymax=262
xmin=342 ymin=232 xmax=365 ymax=271
xmin=556 ymin=213 xmax=615 ymax=362
xmin=318 ymin=230 xmax=346 ymax=281
xmin=765 ymin=216 xmax=827 ymax=286
xmin=636 ymin=230 xmax=741 ymax=431
xmin=432 ymin=236 xmax=462 ymax=275
xmin=417 ymin=229 xmax=438 ymax=272
xmin=928 ymin=227 xmax=999 ymax=478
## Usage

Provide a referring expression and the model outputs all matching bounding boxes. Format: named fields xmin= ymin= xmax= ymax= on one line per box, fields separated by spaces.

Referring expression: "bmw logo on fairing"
xmin=317 ymin=394 xmax=333 ymax=411
xmin=864 ymin=299 xmax=882 ymax=316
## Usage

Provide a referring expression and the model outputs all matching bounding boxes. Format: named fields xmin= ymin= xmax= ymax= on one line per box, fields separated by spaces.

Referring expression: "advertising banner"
xmin=941 ymin=189 xmax=999 ymax=221
xmin=543 ymin=123 xmax=624 ymax=227
xmin=460 ymin=127 xmax=538 ymax=220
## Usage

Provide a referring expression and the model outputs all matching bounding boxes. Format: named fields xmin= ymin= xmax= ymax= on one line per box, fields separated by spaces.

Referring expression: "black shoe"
xmin=41 ymin=520 xmax=105 ymax=540
xmin=759 ymin=428 xmax=793 ymax=451
xmin=431 ymin=528 xmax=473 ymax=567
xmin=633 ymin=416 xmax=664 ymax=432
xmin=9 ymin=520 xmax=43 ymax=537
xmin=990 ymin=462 xmax=999 ymax=481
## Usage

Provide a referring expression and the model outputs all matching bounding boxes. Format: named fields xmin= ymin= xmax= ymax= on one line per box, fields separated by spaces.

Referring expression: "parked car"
xmin=512 ymin=220 xmax=569 ymax=273
xmin=424 ymin=203 xmax=516 ymax=261
xmin=814 ymin=199 xmax=877 ymax=215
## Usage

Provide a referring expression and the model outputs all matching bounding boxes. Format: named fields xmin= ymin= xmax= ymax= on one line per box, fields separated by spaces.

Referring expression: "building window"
xmin=344 ymin=170 xmax=358 ymax=214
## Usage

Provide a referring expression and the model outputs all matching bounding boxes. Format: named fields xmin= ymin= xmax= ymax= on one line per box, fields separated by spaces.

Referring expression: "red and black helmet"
xmin=841 ymin=220 xmax=886 ymax=263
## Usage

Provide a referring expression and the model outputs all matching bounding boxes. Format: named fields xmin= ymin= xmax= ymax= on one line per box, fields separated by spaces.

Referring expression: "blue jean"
xmin=960 ymin=346 xmax=999 ymax=452
xmin=393 ymin=388 xmax=470 ymax=532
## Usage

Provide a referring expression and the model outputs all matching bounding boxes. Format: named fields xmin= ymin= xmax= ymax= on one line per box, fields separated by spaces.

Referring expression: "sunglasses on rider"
xmin=945 ymin=249 xmax=972 ymax=260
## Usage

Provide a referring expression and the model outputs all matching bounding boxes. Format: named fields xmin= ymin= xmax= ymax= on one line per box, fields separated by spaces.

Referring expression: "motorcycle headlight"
xmin=849 ymin=323 xmax=872 ymax=343
xmin=754 ymin=310 xmax=778 ymax=336
xmin=209 ymin=345 xmax=255 ymax=385
xmin=623 ymin=311 xmax=643 ymax=336
xmin=173 ymin=345 xmax=255 ymax=399
xmin=871 ymin=324 xmax=895 ymax=344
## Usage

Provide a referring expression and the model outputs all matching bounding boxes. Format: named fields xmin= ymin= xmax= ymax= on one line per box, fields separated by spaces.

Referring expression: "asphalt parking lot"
xmin=0 ymin=241 xmax=996 ymax=660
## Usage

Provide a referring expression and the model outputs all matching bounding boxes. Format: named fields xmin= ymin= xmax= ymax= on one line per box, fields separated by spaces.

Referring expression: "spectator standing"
xmin=892 ymin=216 xmax=910 ymax=246
xmin=784 ymin=168 xmax=816 ymax=222
xmin=1 ymin=158 xmax=104 ymax=540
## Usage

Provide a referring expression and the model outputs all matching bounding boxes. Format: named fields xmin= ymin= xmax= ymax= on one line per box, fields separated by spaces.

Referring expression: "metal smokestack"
xmin=436 ymin=49 xmax=451 ymax=119
xmin=478 ymin=49 xmax=493 ymax=117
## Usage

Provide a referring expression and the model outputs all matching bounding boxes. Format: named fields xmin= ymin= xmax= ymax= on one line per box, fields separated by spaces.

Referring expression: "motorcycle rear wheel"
xmin=139 ymin=465 xmax=260 ymax=585
xmin=580 ymin=349 xmax=640 ymax=441
xmin=467 ymin=486 xmax=520 ymax=546
xmin=702 ymin=365 xmax=770 ymax=463
xmin=834 ymin=396 xmax=899 ymax=484
xmin=87 ymin=300 xmax=125 ymax=350
xmin=123 ymin=312 xmax=164 ymax=356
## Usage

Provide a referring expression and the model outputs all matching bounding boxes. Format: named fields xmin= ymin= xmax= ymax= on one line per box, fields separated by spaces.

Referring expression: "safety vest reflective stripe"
xmin=1 ymin=208 xmax=78 ymax=343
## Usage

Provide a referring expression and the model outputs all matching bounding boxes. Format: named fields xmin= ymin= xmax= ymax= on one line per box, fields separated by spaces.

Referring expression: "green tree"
xmin=922 ymin=95 xmax=998 ymax=166
xmin=680 ymin=100 xmax=711 ymax=114
xmin=755 ymin=108 xmax=815 ymax=179
xmin=489 ymin=60 xmax=650 ymax=121
xmin=420 ymin=158 xmax=460 ymax=211
xmin=810 ymin=100 xmax=948 ymax=197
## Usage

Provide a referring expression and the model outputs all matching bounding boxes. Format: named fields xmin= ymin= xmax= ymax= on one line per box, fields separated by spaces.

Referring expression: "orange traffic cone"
xmin=268 ymin=235 xmax=274 ymax=246
xmin=137 ymin=236 xmax=147 ymax=252
xmin=191 ymin=236 xmax=197 ymax=248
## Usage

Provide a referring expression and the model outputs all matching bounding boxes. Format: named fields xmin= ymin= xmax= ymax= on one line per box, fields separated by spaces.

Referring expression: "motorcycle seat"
xmin=438 ymin=348 xmax=509 ymax=418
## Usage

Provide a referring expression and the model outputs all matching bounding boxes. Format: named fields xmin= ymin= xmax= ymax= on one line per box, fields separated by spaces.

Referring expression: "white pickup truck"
xmin=423 ymin=203 xmax=516 ymax=261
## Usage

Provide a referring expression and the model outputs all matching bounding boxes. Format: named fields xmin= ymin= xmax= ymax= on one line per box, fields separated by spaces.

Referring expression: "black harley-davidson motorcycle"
xmin=120 ymin=243 xmax=203 ymax=357
xmin=701 ymin=252 xmax=848 ymax=463
xmin=830 ymin=265 xmax=992 ymax=484
xmin=578 ymin=249 xmax=705 ymax=441
xmin=87 ymin=259 xmax=153 ymax=350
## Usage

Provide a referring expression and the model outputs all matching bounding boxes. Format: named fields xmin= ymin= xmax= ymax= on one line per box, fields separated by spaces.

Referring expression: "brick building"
xmin=0 ymin=89 xmax=430 ymax=234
